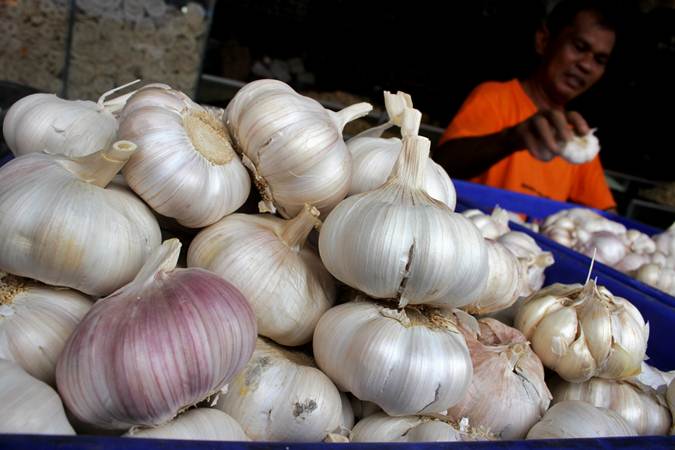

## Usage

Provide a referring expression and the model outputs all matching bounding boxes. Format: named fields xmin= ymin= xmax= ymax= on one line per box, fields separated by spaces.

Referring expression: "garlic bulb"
xmin=225 ymin=79 xmax=372 ymax=218
xmin=668 ymin=380 xmax=675 ymax=435
xmin=527 ymin=400 xmax=637 ymax=439
xmin=633 ymin=263 xmax=675 ymax=295
xmin=118 ymin=84 xmax=250 ymax=228
xmin=560 ymin=129 xmax=600 ymax=164
xmin=125 ymin=409 xmax=249 ymax=441
xmin=0 ymin=359 xmax=75 ymax=435
xmin=579 ymin=231 xmax=627 ymax=266
xmin=56 ymin=239 xmax=257 ymax=430
xmin=515 ymin=281 xmax=648 ymax=382
xmin=0 ymin=273 xmax=91 ymax=385
xmin=461 ymin=207 xmax=510 ymax=240
xmin=319 ymin=118 xmax=488 ymax=308
xmin=313 ymin=295 xmax=472 ymax=416
xmin=497 ymin=231 xmax=554 ymax=297
xmin=550 ymin=376 xmax=671 ymax=435
xmin=339 ymin=392 xmax=356 ymax=435
xmin=0 ymin=142 xmax=161 ymax=296
xmin=616 ymin=253 xmax=651 ymax=274
xmin=188 ymin=205 xmax=335 ymax=346
xmin=216 ymin=337 xmax=343 ymax=442
xmin=447 ymin=318 xmax=551 ymax=439
xmin=347 ymin=91 xmax=456 ymax=209
xmin=350 ymin=396 xmax=382 ymax=420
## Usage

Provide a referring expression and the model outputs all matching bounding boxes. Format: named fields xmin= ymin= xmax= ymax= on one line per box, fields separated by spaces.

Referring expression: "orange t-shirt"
xmin=439 ymin=79 xmax=616 ymax=210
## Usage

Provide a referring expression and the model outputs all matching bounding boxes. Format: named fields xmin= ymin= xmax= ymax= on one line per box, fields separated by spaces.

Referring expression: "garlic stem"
xmin=97 ymin=79 xmax=141 ymax=112
xmin=133 ymin=238 xmax=181 ymax=288
xmin=58 ymin=140 xmax=137 ymax=188
xmin=332 ymin=102 xmax=373 ymax=132
xmin=388 ymin=134 xmax=431 ymax=190
xmin=280 ymin=204 xmax=321 ymax=249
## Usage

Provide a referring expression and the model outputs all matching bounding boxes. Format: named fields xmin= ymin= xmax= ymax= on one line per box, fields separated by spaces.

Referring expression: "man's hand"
xmin=511 ymin=110 xmax=590 ymax=161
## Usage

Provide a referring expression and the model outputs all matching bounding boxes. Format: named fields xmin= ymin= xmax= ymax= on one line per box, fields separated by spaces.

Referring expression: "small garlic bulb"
xmin=118 ymin=84 xmax=250 ymax=228
xmin=668 ymin=380 xmax=675 ymax=435
xmin=550 ymin=376 xmax=671 ymax=435
xmin=0 ymin=142 xmax=161 ymax=296
xmin=579 ymin=231 xmax=627 ymax=266
xmin=319 ymin=115 xmax=488 ymax=308
xmin=0 ymin=359 xmax=75 ymax=435
xmin=461 ymin=207 xmax=510 ymax=240
xmin=225 ymin=79 xmax=372 ymax=218
xmin=497 ymin=231 xmax=554 ymax=297
xmin=560 ymin=129 xmax=600 ymax=164
xmin=313 ymin=295 xmax=472 ymax=416
xmin=0 ymin=273 xmax=92 ymax=385
xmin=515 ymin=281 xmax=649 ymax=382
xmin=188 ymin=205 xmax=335 ymax=346
xmin=125 ymin=409 xmax=249 ymax=441
xmin=527 ymin=400 xmax=637 ymax=439
xmin=216 ymin=337 xmax=343 ymax=442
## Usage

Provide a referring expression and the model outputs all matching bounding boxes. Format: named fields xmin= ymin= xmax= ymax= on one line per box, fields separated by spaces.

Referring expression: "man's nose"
xmin=577 ymin=53 xmax=594 ymax=73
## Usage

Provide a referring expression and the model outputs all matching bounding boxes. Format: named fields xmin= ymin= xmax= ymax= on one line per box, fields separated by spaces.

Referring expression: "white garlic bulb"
xmin=188 ymin=205 xmax=335 ymax=346
xmin=0 ymin=359 xmax=75 ymax=435
xmin=461 ymin=207 xmax=510 ymax=240
xmin=560 ymin=129 xmax=600 ymax=164
xmin=497 ymin=231 xmax=554 ymax=297
xmin=515 ymin=281 xmax=649 ymax=382
xmin=668 ymin=380 xmax=675 ymax=435
xmin=216 ymin=338 xmax=343 ymax=442
xmin=347 ymin=91 xmax=456 ymax=209
xmin=527 ymin=400 xmax=637 ymax=439
xmin=350 ymin=396 xmax=382 ymax=420
xmin=550 ymin=376 xmax=671 ymax=435
xmin=0 ymin=273 xmax=91 ymax=385
xmin=350 ymin=413 xmax=491 ymax=442
xmin=319 ymin=117 xmax=488 ymax=308
xmin=313 ymin=295 xmax=472 ymax=416
xmin=0 ymin=142 xmax=161 ymax=296
xmin=225 ymin=79 xmax=372 ymax=218
xmin=118 ymin=84 xmax=250 ymax=228
xmin=125 ymin=409 xmax=249 ymax=441
xmin=580 ymin=231 xmax=627 ymax=266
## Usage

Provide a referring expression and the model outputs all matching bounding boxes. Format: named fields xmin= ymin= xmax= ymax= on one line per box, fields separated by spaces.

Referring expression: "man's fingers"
xmin=547 ymin=110 xmax=574 ymax=142
xmin=524 ymin=133 xmax=555 ymax=162
xmin=532 ymin=115 xmax=561 ymax=153
xmin=567 ymin=111 xmax=590 ymax=136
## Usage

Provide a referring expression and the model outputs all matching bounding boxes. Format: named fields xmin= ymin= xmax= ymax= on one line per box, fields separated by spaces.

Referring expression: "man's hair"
xmin=546 ymin=0 xmax=622 ymax=38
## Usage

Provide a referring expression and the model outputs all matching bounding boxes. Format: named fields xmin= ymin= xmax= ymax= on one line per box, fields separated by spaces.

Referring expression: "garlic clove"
xmin=515 ymin=291 xmax=566 ymax=338
xmin=124 ymin=408 xmax=249 ymax=441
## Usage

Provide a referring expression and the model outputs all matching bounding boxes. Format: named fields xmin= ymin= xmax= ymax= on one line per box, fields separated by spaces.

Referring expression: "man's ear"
xmin=535 ymin=23 xmax=550 ymax=56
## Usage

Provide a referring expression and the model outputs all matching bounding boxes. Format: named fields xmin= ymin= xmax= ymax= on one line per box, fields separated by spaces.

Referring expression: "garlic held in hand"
xmin=515 ymin=281 xmax=649 ymax=382
xmin=119 ymin=84 xmax=250 ymax=228
xmin=313 ymin=296 xmax=472 ymax=416
xmin=560 ymin=129 xmax=600 ymax=164
xmin=0 ymin=273 xmax=92 ymax=385
xmin=188 ymin=205 xmax=335 ymax=346
xmin=0 ymin=142 xmax=161 ymax=296
xmin=226 ymin=79 xmax=372 ymax=218
xmin=125 ymin=409 xmax=249 ymax=441
xmin=56 ymin=239 xmax=257 ymax=430
xmin=319 ymin=116 xmax=488 ymax=307
xmin=216 ymin=338 xmax=343 ymax=442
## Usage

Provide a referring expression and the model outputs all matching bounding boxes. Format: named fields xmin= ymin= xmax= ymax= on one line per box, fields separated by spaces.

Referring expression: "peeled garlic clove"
xmin=188 ymin=205 xmax=335 ymax=346
xmin=226 ymin=79 xmax=372 ymax=218
xmin=56 ymin=239 xmax=257 ymax=430
xmin=313 ymin=295 xmax=472 ymax=416
xmin=0 ymin=359 xmax=75 ymax=435
xmin=0 ymin=273 xmax=92 ymax=385
xmin=216 ymin=337 xmax=343 ymax=442
xmin=527 ymin=400 xmax=637 ymax=439
xmin=560 ymin=129 xmax=600 ymax=164
xmin=0 ymin=142 xmax=161 ymax=296
xmin=124 ymin=408 xmax=249 ymax=441
xmin=118 ymin=84 xmax=250 ymax=228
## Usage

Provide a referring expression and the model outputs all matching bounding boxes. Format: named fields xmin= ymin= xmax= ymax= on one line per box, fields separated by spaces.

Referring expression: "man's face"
xmin=541 ymin=10 xmax=616 ymax=104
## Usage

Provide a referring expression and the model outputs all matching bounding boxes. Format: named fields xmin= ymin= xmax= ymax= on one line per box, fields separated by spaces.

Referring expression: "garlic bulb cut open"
xmin=0 ymin=142 xmax=161 ymax=296
xmin=550 ymin=376 xmax=671 ymax=435
xmin=225 ymin=79 xmax=372 ymax=218
xmin=0 ymin=359 xmax=75 ymax=435
xmin=313 ymin=296 xmax=472 ymax=416
xmin=125 ymin=409 xmax=249 ymax=441
xmin=527 ymin=400 xmax=637 ymax=439
xmin=56 ymin=239 xmax=257 ymax=430
xmin=461 ymin=207 xmax=510 ymax=240
xmin=119 ymin=84 xmax=250 ymax=228
xmin=188 ymin=205 xmax=335 ymax=346
xmin=560 ymin=129 xmax=600 ymax=164
xmin=319 ymin=120 xmax=488 ymax=308
xmin=216 ymin=338 xmax=343 ymax=442
xmin=447 ymin=318 xmax=551 ymax=439
xmin=497 ymin=231 xmax=554 ymax=297
xmin=347 ymin=91 xmax=456 ymax=209
xmin=0 ymin=273 xmax=91 ymax=386
xmin=515 ymin=281 xmax=649 ymax=383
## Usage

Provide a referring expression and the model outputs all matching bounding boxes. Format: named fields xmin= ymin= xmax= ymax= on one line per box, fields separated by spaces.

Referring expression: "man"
xmin=434 ymin=0 xmax=618 ymax=211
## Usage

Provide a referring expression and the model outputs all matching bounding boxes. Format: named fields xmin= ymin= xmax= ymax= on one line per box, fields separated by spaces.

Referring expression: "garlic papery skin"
xmin=0 ymin=142 xmax=161 ymax=296
xmin=668 ymin=380 xmax=675 ymax=435
xmin=447 ymin=318 xmax=551 ymax=439
xmin=118 ymin=84 xmax=250 ymax=228
xmin=515 ymin=282 xmax=649 ymax=383
xmin=526 ymin=400 xmax=637 ymax=439
xmin=225 ymin=79 xmax=372 ymax=218
xmin=313 ymin=296 xmax=473 ymax=416
xmin=319 ymin=126 xmax=488 ymax=307
xmin=550 ymin=376 xmax=671 ymax=435
xmin=216 ymin=337 xmax=342 ymax=442
xmin=497 ymin=231 xmax=554 ymax=297
xmin=560 ymin=129 xmax=600 ymax=164
xmin=461 ymin=207 xmax=510 ymax=240
xmin=56 ymin=239 xmax=257 ymax=431
xmin=125 ymin=408 xmax=249 ymax=441
xmin=0 ymin=273 xmax=92 ymax=386
xmin=0 ymin=359 xmax=75 ymax=435
xmin=188 ymin=204 xmax=335 ymax=346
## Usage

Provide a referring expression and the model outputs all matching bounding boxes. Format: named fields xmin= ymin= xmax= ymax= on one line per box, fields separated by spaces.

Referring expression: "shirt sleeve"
xmin=569 ymin=155 xmax=616 ymax=210
xmin=439 ymin=83 xmax=506 ymax=144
